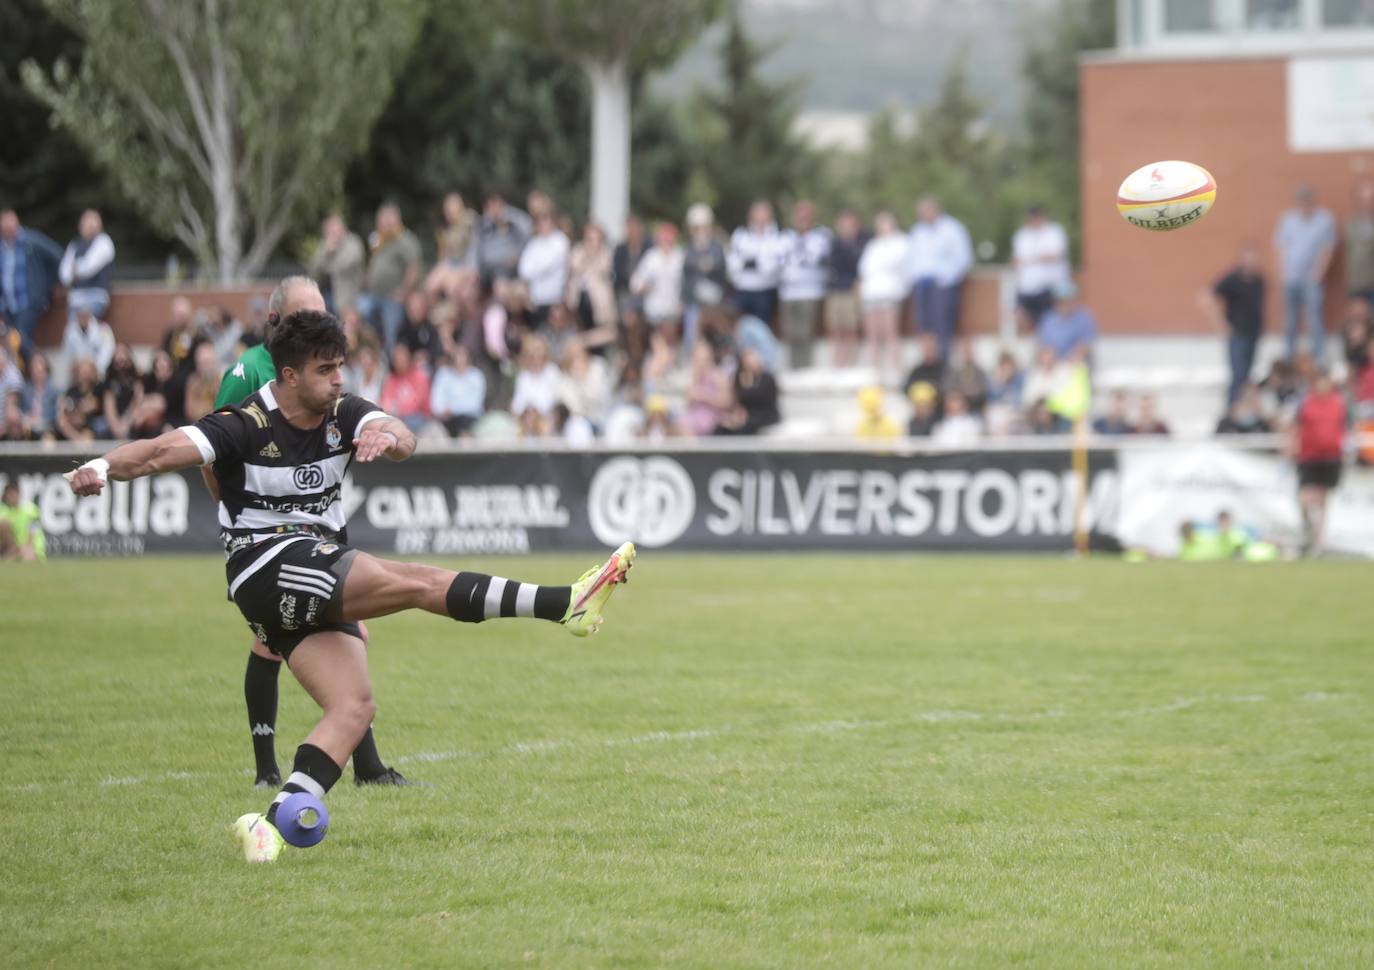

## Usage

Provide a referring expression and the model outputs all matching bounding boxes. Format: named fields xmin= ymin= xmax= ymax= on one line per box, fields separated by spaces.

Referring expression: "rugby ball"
xmin=1116 ymin=160 xmax=1216 ymax=231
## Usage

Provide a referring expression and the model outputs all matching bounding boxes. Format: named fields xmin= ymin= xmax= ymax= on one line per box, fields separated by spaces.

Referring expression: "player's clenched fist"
xmin=64 ymin=459 xmax=109 ymax=496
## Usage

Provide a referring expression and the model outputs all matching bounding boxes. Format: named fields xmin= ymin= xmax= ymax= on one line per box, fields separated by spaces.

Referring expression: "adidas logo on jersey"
xmin=258 ymin=442 xmax=281 ymax=458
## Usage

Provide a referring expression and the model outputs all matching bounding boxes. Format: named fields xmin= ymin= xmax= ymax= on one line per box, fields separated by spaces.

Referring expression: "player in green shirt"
xmin=216 ymin=276 xmax=407 ymax=788
xmin=0 ymin=482 xmax=46 ymax=561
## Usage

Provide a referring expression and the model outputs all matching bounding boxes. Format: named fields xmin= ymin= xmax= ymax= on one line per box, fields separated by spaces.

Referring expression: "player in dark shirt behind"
xmin=213 ymin=277 xmax=403 ymax=788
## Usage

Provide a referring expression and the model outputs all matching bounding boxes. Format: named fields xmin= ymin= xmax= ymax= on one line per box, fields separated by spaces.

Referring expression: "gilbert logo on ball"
xmin=1116 ymin=160 xmax=1216 ymax=231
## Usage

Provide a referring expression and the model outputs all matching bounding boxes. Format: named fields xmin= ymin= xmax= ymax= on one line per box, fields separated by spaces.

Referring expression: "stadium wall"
xmin=1079 ymin=51 xmax=1374 ymax=335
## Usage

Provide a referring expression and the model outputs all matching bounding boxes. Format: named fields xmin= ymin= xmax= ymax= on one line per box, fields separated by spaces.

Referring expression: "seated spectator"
xmin=429 ymin=346 xmax=486 ymax=437
xmin=63 ymin=306 xmax=115 ymax=376
xmin=380 ymin=343 xmax=432 ymax=432
xmin=1093 ymin=390 xmax=1135 ymax=435
xmin=612 ymin=214 xmax=649 ymax=313
xmin=56 ymin=358 xmax=103 ymax=441
xmin=641 ymin=395 xmax=675 ymax=444
xmin=682 ymin=341 xmax=730 ymax=436
xmin=309 ymin=213 xmax=366 ymax=314
xmin=1216 ymin=383 xmax=1274 ymax=434
xmin=716 ymin=347 xmax=780 ymax=435
xmin=59 ymin=208 xmax=115 ymax=326
xmin=932 ymin=390 xmax=983 ymax=446
xmin=481 ymin=278 xmax=523 ymax=372
xmin=240 ymin=297 xmax=269 ymax=348
xmin=162 ymin=296 xmax=201 ymax=373
xmin=509 ymin=336 xmax=561 ymax=433
xmin=182 ymin=342 xmax=222 ymax=423
xmin=0 ymin=318 xmax=27 ymax=380
xmin=986 ymin=350 xmax=1025 ymax=409
xmin=603 ymin=363 xmax=648 ymax=443
xmin=566 ymin=222 xmax=617 ymax=338
xmin=1340 ymin=295 xmax=1371 ymax=375
xmin=1133 ymin=392 xmax=1170 ymax=435
xmin=19 ymin=352 xmax=58 ymax=440
xmin=358 ymin=202 xmax=423 ymax=353
xmin=730 ymin=305 xmax=783 ymax=374
xmin=903 ymin=331 xmax=946 ymax=404
xmin=642 ymin=328 xmax=679 ymax=397
xmin=944 ymin=340 xmax=988 ymax=414
xmin=907 ymin=381 xmax=940 ymax=436
xmin=425 ymin=192 xmax=478 ymax=304
xmin=558 ymin=340 xmax=612 ymax=429
xmin=100 ymin=343 xmax=144 ymax=439
xmin=477 ymin=192 xmax=532 ymax=284
xmin=539 ymin=301 xmax=579 ymax=366
xmin=551 ymin=401 xmax=596 ymax=445
xmin=0 ymin=481 xmax=45 ymax=561
xmin=1023 ymin=346 xmax=1074 ymax=422
xmin=338 ymin=304 xmax=378 ymax=358
xmin=1026 ymin=399 xmax=1059 ymax=435
xmin=517 ymin=211 xmax=570 ymax=326
xmin=141 ymin=350 xmax=182 ymax=428
xmin=858 ymin=210 xmax=909 ymax=383
xmin=631 ymin=222 xmax=685 ymax=344
xmin=201 ymin=306 xmax=243 ymax=363
xmin=855 ymin=385 xmax=901 ymax=440
xmin=1037 ymin=280 xmax=1097 ymax=362
xmin=346 ymin=344 xmax=385 ymax=404
xmin=0 ymin=343 xmax=23 ymax=399
xmin=2 ymin=395 xmax=33 ymax=442
xmin=398 ymin=291 xmax=442 ymax=369
xmin=1260 ymin=357 xmax=1305 ymax=424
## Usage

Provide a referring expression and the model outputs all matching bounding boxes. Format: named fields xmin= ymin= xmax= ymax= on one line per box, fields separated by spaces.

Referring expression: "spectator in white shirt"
xmin=931 ymin=390 xmax=983 ymax=447
xmin=778 ymin=199 xmax=832 ymax=369
xmin=517 ymin=212 xmax=570 ymax=327
xmin=631 ymin=222 xmax=686 ymax=344
xmin=58 ymin=209 xmax=115 ymax=326
xmin=509 ymin=335 xmax=561 ymax=433
xmin=858 ymin=211 xmax=910 ymax=386
xmin=907 ymin=196 xmax=973 ymax=362
xmin=62 ymin=305 xmax=115 ymax=376
xmin=1011 ymin=204 xmax=1070 ymax=330
xmin=727 ymin=200 xmax=783 ymax=327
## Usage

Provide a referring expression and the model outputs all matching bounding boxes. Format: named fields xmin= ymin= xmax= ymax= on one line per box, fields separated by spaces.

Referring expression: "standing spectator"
xmin=1011 ymin=204 xmax=1069 ymax=330
xmin=56 ymin=358 xmax=102 ymax=441
xmin=727 ymin=201 xmax=783 ymax=326
xmin=58 ymin=209 xmax=115 ymax=326
xmin=397 ymin=291 xmax=442 ymax=368
xmin=518 ymin=212 xmax=570 ymax=327
xmin=681 ymin=204 xmax=728 ymax=352
xmin=1293 ymin=371 xmax=1347 ymax=555
xmin=477 ymin=192 xmax=532 ymax=284
xmin=778 ymin=199 xmax=831 ymax=369
xmin=346 ymin=344 xmax=385 ymax=404
xmin=1037 ymin=281 xmax=1097 ymax=362
xmin=428 ymin=346 xmax=486 ymax=437
xmin=308 ymin=213 xmax=365 ymax=314
xmin=182 ymin=342 xmax=222 ymax=424
xmin=1346 ymin=179 xmax=1374 ymax=309
xmin=566 ymin=222 xmax=618 ymax=337
xmin=358 ymin=202 xmax=423 ymax=353
xmin=1093 ymin=390 xmax=1135 ymax=435
xmin=906 ymin=196 xmax=973 ymax=361
xmin=631 ymin=222 xmax=685 ymax=345
xmin=0 ymin=209 xmax=61 ymax=354
xmin=424 ymin=192 xmax=478 ymax=304
xmin=1274 ymin=183 xmax=1336 ymax=360
xmin=558 ymin=341 xmax=613 ymax=429
xmin=62 ymin=306 xmax=115 ymax=376
xmin=1134 ymin=393 xmax=1171 ymax=435
xmin=682 ymin=341 xmax=730 ymax=436
xmin=509 ymin=336 xmax=561 ymax=433
xmin=19 ymin=352 xmax=59 ymax=440
xmin=858 ymin=211 xmax=910 ymax=385
xmin=826 ymin=209 xmax=866 ymax=368
xmin=99 ymin=343 xmax=143 ymax=440
xmin=612 ymin=213 xmax=650 ymax=313
xmin=716 ymin=347 xmax=780 ymax=436
xmin=379 ymin=343 xmax=432 ymax=433
xmin=1210 ymin=242 xmax=1266 ymax=406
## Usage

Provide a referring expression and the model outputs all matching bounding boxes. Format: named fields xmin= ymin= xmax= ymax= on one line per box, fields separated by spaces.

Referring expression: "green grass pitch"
xmin=4 ymin=554 xmax=1374 ymax=968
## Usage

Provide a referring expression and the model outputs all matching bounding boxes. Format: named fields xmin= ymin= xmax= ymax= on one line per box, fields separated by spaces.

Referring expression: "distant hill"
xmin=651 ymin=0 xmax=1056 ymax=130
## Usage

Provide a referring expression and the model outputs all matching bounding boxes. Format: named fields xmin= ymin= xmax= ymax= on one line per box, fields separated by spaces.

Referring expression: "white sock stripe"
xmin=279 ymin=580 xmax=334 ymax=597
xmin=286 ymin=771 xmax=326 ymax=799
xmin=515 ymin=582 xmax=537 ymax=618
xmin=280 ymin=564 xmax=336 ymax=586
xmin=484 ymin=577 xmax=508 ymax=619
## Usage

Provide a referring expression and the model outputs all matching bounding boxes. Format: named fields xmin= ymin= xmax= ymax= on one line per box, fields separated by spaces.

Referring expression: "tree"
xmin=509 ymin=0 xmax=721 ymax=238
xmin=690 ymin=8 xmax=817 ymax=230
xmin=21 ymin=0 xmax=423 ymax=282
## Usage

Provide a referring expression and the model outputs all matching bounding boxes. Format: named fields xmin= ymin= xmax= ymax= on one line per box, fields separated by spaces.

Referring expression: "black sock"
xmin=266 ymin=743 xmax=343 ymax=826
xmin=351 ymin=725 xmax=388 ymax=780
xmin=244 ymin=652 xmax=281 ymax=779
xmin=445 ymin=572 xmax=571 ymax=623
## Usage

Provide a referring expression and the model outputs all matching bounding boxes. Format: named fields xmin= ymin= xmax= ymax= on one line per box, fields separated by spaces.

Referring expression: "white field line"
xmin=6 ymin=692 xmax=1343 ymax=795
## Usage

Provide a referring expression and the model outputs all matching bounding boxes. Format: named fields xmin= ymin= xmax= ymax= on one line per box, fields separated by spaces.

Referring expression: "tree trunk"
xmin=585 ymin=56 xmax=631 ymax=244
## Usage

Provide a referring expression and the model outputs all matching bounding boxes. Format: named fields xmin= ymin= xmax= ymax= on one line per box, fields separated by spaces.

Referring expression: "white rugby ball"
xmin=1116 ymin=160 xmax=1217 ymax=231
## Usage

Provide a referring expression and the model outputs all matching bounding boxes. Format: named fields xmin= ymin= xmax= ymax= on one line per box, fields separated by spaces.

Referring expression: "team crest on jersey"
xmin=312 ymin=541 xmax=339 ymax=557
xmin=259 ymin=441 xmax=281 ymax=458
xmin=326 ymin=421 xmax=342 ymax=451
xmin=279 ymin=593 xmax=298 ymax=631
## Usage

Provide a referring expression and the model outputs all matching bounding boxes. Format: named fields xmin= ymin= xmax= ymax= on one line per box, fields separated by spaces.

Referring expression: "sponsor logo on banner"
xmin=588 ymin=456 xmax=696 ymax=548
xmin=279 ymin=593 xmax=298 ymax=630
xmin=293 ymin=464 xmax=326 ymax=491
xmin=0 ymin=469 xmax=190 ymax=555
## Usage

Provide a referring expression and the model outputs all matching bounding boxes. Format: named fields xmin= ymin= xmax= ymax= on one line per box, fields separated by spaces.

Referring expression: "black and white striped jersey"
xmin=180 ymin=382 xmax=387 ymax=558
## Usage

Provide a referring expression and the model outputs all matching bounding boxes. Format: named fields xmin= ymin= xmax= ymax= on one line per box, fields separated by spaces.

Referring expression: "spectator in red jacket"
xmin=1293 ymin=371 xmax=1346 ymax=555
xmin=379 ymin=342 xmax=432 ymax=433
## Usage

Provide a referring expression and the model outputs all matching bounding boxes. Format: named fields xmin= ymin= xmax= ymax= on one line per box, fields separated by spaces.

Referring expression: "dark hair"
xmin=267 ymin=309 xmax=347 ymax=379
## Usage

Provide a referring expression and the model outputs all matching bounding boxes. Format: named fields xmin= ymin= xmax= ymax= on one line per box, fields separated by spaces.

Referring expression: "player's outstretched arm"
xmin=64 ymin=428 xmax=208 ymax=496
xmin=354 ymin=416 xmax=416 ymax=464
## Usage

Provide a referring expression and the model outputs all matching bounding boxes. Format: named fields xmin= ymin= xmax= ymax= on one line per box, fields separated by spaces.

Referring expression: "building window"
xmin=1164 ymin=0 xmax=1220 ymax=30
xmin=1247 ymin=0 xmax=1302 ymax=28
xmin=1324 ymin=0 xmax=1374 ymax=25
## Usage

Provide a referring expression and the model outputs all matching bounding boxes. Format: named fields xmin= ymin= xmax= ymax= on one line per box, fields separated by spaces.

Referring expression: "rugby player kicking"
xmin=67 ymin=309 xmax=635 ymax=862
xmin=213 ymin=276 xmax=405 ymax=789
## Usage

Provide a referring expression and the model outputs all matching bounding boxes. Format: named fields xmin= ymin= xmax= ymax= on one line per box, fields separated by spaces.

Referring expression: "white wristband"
xmin=80 ymin=458 xmax=110 ymax=483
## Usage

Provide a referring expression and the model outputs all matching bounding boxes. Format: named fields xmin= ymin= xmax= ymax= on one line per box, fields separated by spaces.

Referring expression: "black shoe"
xmin=354 ymin=766 xmax=411 ymax=787
xmin=254 ymin=770 xmax=281 ymax=789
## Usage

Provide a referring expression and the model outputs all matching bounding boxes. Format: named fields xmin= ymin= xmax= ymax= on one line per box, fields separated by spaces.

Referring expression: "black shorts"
xmin=227 ymin=536 xmax=362 ymax=659
xmin=1017 ymin=289 xmax=1055 ymax=326
xmin=1297 ymin=460 xmax=1342 ymax=490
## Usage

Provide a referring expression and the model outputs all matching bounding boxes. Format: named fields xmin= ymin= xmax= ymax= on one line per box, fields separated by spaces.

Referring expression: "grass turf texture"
xmin=3 ymin=554 xmax=1372 ymax=968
